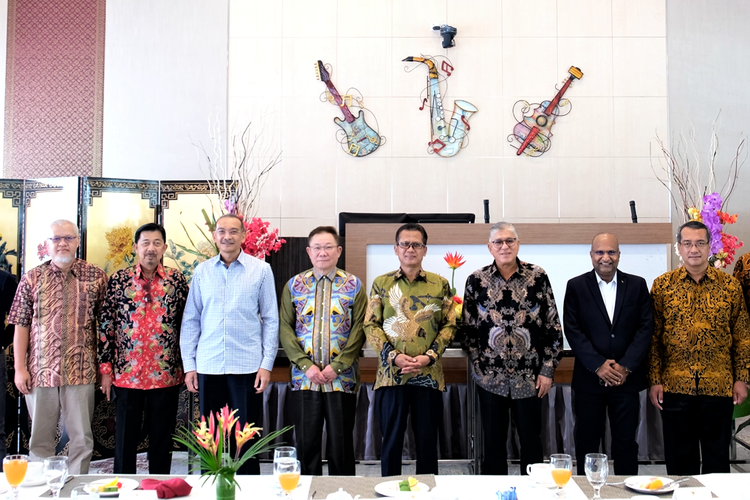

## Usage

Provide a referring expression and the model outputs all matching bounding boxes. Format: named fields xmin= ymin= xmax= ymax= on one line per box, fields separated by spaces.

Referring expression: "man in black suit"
xmin=564 ymin=233 xmax=653 ymax=475
xmin=0 ymin=269 xmax=18 ymax=465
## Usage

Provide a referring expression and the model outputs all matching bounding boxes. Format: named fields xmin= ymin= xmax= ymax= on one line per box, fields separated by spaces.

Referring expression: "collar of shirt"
xmin=677 ymin=265 xmax=717 ymax=283
xmin=135 ymin=263 xmax=166 ymax=282
xmin=595 ymin=270 xmax=618 ymax=286
xmin=312 ymin=268 xmax=339 ymax=282
xmin=212 ymin=250 xmax=254 ymax=269
xmin=48 ymin=259 xmax=82 ymax=278
xmin=394 ymin=268 xmax=427 ymax=282
xmin=490 ymin=258 xmax=524 ymax=281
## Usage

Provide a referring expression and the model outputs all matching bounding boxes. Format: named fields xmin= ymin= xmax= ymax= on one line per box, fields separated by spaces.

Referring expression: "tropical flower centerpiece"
xmin=444 ymin=252 xmax=466 ymax=319
xmin=174 ymin=405 xmax=292 ymax=500
xmin=654 ymin=115 xmax=745 ymax=269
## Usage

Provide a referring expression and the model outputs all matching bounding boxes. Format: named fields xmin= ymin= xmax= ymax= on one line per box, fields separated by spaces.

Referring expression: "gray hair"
xmin=489 ymin=221 xmax=518 ymax=241
xmin=50 ymin=219 xmax=80 ymax=238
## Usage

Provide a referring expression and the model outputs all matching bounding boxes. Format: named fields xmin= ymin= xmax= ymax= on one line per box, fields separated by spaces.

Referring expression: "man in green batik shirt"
xmin=279 ymin=226 xmax=366 ymax=476
xmin=364 ymin=223 xmax=457 ymax=477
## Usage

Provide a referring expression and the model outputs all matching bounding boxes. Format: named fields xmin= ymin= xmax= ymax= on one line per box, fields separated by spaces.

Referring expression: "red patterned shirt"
xmin=98 ymin=264 xmax=189 ymax=389
xmin=8 ymin=259 xmax=107 ymax=387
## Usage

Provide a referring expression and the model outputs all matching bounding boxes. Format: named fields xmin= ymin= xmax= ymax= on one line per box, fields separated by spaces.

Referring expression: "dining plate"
xmin=20 ymin=476 xmax=47 ymax=487
xmin=373 ymin=480 xmax=430 ymax=497
xmin=624 ymin=476 xmax=680 ymax=494
xmin=84 ymin=478 xmax=140 ymax=497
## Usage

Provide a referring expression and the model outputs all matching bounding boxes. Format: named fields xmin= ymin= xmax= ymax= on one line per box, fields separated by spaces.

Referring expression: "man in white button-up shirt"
xmin=181 ymin=214 xmax=280 ymax=474
xmin=563 ymin=233 xmax=653 ymax=475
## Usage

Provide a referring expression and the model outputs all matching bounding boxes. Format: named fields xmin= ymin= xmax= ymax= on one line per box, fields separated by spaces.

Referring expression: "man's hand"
xmin=612 ymin=362 xmax=630 ymax=383
xmin=734 ymin=381 xmax=749 ymax=405
xmin=185 ymin=371 xmax=199 ymax=393
xmin=305 ymin=364 xmax=327 ymax=385
xmin=648 ymin=384 xmax=663 ymax=410
xmin=597 ymin=359 xmax=624 ymax=387
xmin=101 ymin=373 xmax=113 ymax=401
xmin=395 ymin=354 xmax=429 ymax=374
xmin=14 ymin=367 xmax=31 ymax=395
xmin=320 ymin=365 xmax=338 ymax=383
xmin=255 ymin=368 xmax=271 ymax=393
xmin=536 ymin=374 xmax=552 ymax=398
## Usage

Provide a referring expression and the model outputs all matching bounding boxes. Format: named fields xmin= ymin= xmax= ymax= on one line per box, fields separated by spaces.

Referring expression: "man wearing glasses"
xmin=563 ymin=233 xmax=653 ymax=475
xmin=365 ymin=223 xmax=456 ymax=476
xmin=279 ymin=226 xmax=366 ymax=475
xmin=9 ymin=219 xmax=107 ymax=474
xmin=648 ymin=220 xmax=750 ymax=474
xmin=461 ymin=221 xmax=562 ymax=475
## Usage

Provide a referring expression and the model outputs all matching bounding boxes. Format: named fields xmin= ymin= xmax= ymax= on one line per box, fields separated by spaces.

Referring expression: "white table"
xmin=1 ymin=472 xmax=748 ymax=500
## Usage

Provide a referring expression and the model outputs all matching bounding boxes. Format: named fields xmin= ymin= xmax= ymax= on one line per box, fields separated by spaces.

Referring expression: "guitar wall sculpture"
xmin=403 ymin=55 xmax=477 ymax=158
xmin=316 ymin=60 xmax=382 ymax=157
xmin=509 ymin=66 xmax=583 ymax=157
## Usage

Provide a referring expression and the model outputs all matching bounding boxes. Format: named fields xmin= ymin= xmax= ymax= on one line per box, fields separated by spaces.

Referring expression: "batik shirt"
xmin=364 ymin=269 xmax=456 ymax=391
xmin=279 ymin=268 xmax=366 ymax=393
xmin=734 ymin=252 xmax=750 ymax=311
xmin=99 ymin=264 xmax=189 ymax=389
xmin=8 ymin=259 xmax=107 ymax=387
xmin=648 ymin=266 xmax=750 ymax=397
xmin=461 ymin=260 xmax=563 ymax=399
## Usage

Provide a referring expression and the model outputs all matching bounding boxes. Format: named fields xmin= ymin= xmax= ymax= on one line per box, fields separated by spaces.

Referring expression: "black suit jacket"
xmin=0 ymin=270 xmax=18 ymax=349
xmin=563 ymin=269 xmax=654 ymax=393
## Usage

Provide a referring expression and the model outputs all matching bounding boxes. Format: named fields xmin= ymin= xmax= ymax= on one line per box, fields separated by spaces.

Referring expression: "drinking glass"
xmin=273 ymin=458 xmax=300 ymax=497
xmin=273 ymin=446 xmax=297 ymax=461
xmin=549 ymin=453 xmax=573 ymax=498
xmin=584 ymin=453 xmax=608 ymax=500
xmin=3 ymin=454 xmax=28 ymax=500
xmin=43 ymin=456 xmax=69 ymax=499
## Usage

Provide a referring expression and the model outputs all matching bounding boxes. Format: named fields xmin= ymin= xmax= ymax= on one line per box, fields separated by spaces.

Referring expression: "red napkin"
xmin=140 ymin=478 xmax=193 ymax=499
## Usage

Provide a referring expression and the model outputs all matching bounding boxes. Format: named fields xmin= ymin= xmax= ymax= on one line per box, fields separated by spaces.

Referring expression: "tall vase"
xmin=216 ymin=473 xmax=236 ymax=500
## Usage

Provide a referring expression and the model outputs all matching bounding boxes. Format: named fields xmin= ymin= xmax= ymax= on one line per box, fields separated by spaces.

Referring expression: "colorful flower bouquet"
xmin=685 ymin=192 xmax=743 ymax=268
xmin=444 ymin=251 xmax=466 ymax=318
xmin=173 ymin=405 xmax=292 ymax=494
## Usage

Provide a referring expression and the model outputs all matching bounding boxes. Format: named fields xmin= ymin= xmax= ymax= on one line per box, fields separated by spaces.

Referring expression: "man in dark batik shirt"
xmin=461 ymin=221 xmax=563 ymax=475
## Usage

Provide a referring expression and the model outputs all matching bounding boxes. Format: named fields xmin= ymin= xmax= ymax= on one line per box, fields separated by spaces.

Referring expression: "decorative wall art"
xmin=315 ymin=60 xmax=383 ymax=157
xmin=509 ymin=66 xmax=583 ymax=157
xmin=403 ymin=55 xmax=477 ymax=158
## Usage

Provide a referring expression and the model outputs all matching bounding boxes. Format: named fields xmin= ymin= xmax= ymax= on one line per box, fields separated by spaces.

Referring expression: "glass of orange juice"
xmin=4 ymin=454 xmax=29 ymax=500
xmin=550 ymin=453 xmax=573 ymax=498
xmin=273 ymin=458 xmax=300 ymax=497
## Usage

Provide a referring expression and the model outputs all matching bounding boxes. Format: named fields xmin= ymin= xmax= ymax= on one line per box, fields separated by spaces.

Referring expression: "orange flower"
xmin=235 ymin=421 xmax=262 ymax=450
xmin=444 ymin=252 xmax=466 ymax=270
xmin=217 ymin=405 xmax=239 ymax=436
xmin=718 ymin=211 xmax=738 ymax=224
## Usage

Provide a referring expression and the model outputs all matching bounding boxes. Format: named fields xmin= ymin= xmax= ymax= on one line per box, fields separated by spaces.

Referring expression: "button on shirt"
xmin=596 ymin=271 xmax=618 ymax=324
xmin=180 ymin=251 xmax=279 ymax=375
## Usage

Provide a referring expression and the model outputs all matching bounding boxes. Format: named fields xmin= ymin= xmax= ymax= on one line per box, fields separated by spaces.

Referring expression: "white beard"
xmin=53 ymin=255 xmax=74 ymax=265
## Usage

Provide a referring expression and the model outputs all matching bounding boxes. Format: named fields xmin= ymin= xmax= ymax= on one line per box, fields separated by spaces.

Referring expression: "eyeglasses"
xmin=679 ymin=240 xmax=709 ymax=249
xmin=397 ymin=241 xmax=426 ymax=250
xmin=490 ymin=238 xmax=518 ymax=248
xmin=47 ymin=236 xmax=77 ymax=243
xmin=309 ymin=245 xmax=337 ymax=253
xmin=593 ymin=250 xmax=619 ymax=257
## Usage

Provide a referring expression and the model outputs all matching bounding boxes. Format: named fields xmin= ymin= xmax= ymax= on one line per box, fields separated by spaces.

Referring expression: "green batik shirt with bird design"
xmin=364 ymin=269 xmax=457 ymax=391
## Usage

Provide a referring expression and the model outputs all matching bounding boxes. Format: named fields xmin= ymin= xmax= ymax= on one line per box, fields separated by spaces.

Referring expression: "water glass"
xmin=584 ymin=453 xmax=608 ymax=500
xmin=273 ymin=446 xmax=297 ymax=461
xmin=3 ymin=454 xmax=28 ymax=500
xmin=549 ymin=453 xmax=573 ymax=498
xmin=43 ymin=456 xmax=69 ymax=499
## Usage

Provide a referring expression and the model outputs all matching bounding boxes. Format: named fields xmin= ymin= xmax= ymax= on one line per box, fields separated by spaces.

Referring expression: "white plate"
xmin=374 ymin=480 xmax=430 ymax=497
xmin=20 ymin=477 xmax=47 ymax=487
xmin=527 ymin=477 xmax=557 ymax=489
xmin=624 ymin=476 xmax=680 ymax=494
xmin=84 ymin=478 xmax=140 ymax=497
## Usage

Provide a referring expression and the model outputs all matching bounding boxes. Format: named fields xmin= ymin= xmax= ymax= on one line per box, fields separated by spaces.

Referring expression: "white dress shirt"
xmin=595 ymin=271 xmax=618 ymax=323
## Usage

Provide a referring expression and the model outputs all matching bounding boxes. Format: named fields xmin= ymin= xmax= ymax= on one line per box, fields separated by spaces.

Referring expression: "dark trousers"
xmin=290 ymin=390 xmax=356 ymax=476
xmin=573 ymin=389 xmax=640 ymax=475
xmin=0 ymin=352 xmax=6 ymax=467
xmin=661 ymin=392 xmax=733 ymax=475
xmin=375 ymin=385 xmax=443 ymax=477
xmin=477 ymin=386 xmax=542 ymax=476
xmin=198 ymin=373 xmax=263 ymax=475
xmin=113 ymin=385 xmax=180 ymax=474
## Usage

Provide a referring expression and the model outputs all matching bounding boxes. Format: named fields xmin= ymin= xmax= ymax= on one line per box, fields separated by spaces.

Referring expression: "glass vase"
xmin=215 ymin=473 xmax=235 ymax=500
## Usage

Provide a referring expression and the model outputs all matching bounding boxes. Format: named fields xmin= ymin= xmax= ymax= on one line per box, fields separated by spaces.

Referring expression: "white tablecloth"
xmin=1 ymin=472 xmax=748 ymax=500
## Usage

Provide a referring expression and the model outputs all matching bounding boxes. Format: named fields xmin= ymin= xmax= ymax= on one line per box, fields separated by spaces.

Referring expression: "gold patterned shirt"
xmin=648 ymin=266 xmax=750 ymax=396
xmin=734 ymin=252 xmax=750 ymax=311
xmin=364 ymin=269 xmax=456 ymax=391
xmin=8 ymin=259 xmax=107 ymax=387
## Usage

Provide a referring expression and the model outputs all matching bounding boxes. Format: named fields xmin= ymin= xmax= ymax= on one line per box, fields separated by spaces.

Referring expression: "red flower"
xmin=452 ymin=296 xmax=463 ymax=305
xmin=444 ymin=252 xmax=466 ymax=270
xmin=239 ymin=217 xmax=286 ymax=259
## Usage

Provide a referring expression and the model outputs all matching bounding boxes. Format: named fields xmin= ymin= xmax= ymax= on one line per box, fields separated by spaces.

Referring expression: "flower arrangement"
xmin=173 ymin=405 xmax=292 ymax=490
xmin=104 ymin=226 xmax=137 ymax=274
xmin=444 ymin=252 xmax=466 ymax=318
xmin=653 ymin=115 xmax=745 ymax=269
